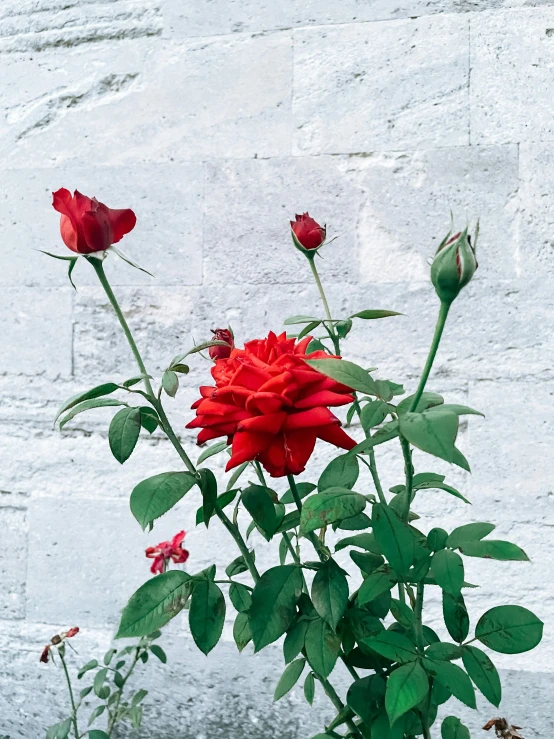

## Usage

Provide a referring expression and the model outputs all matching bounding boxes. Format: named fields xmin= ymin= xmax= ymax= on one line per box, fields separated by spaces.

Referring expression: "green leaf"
xmin=347 ymin=675 xmax=386 ymax=725
xmin=397 ymin=391 xmax=444 ymax=416
xmin=441 ymin=716 xmax=470 ymax=739
xmin=459 ymin=539 xmax=529 ymax=561
xmin=311 ymin=559 xmax=349 ymax=629
xmin=399 ymin=410 xmax=458 ymax=463
xmin=298 ymin=320 xmax=322 ymax=339
xmin=284 ymin=619 xmax=309 ymax=663
xmin=447 ymin=522 xmax=495 ymax=549
xmin=304 ymin=672 xmax=315 ymax=705
xmin=280 ymin=482 xmax=316 ymax=504
xmin=371 ymin=504 xmax=415 ymax=575
xmin=162 ymin=370 xmax=179 ymax=397
xmin=284 ymin=315 xmax=320 ymax=325
xmin=109 ymin=407 xmax=142 ymax=464
xmin=149 ymin=644 xmax=167 ymax=663
xmin=59 ymin=398 xmax=127 ymax=429
xmin=226 ymin=461 xmax=248 ymax=491
xmin=93 ymin=666 xmax=108 ymax=698
xmin=425 ymin=642 xmax=462 ymax=661
xmin=385 ymin=661 xmax=429 ymax=725
xmin=229 ymin=582 xmax=252 ymax=613
xmin=360 ymin=401 xmax=389 ymax=432
xmin=372 ymin=711 xmax=406 ymax=739
xmin=198 ymin=468 xmax=218 ymax=527
xmin=335 ymin=319 xmax=352 ymax=338
xmin=432 ymin=549 xmax=464 ymax=595
xmin=87 ymin=704 xmax=106 ymax=726
xmin=364 ymin=631 xmax=418 ymax=664
xmin=422 ymin=659 xmax=476 ymax=709
xmin=250 ymin=565 xmax=303 ymax=651
xmin=304 ymin=617 xmax=341 ymax=678
xmin=427 ymin=403 xmax=483 ymax=417
xmin=274 ymin=658 xmax=306 ymax=701
xmin=196 ymin=490 xmax=237 ymax=525
xmin=462 ymin=645 xmax=501 ymax=707
xmin=197 ymin=440 xmax=228 ymax=465
xmin=77 ymin=659 xmax=98 ymax=679
xmin=442 ymin=591 xmax=469 ymax=643
xmin=319 ymin=454 xmax=359 ymax=492
xmin=55 ymin=382 xmax=120 ymax=424
xmin=226 ymin=553 xmax=251 ymax=578
xmin=242 ymin=485 xmax=278 ymax=539
xmin=46 ymin=718 xmax=72 ymax=739
xmin=335 ymin=512 xmax=372 ymax=530
xmin=130 ymin=472 xmax=197 ymax=529
xmin=335 ymin=533 xmax=381 ymax=554
xmin=189 ymin=580 xmax=225 ymax=655
xmin=299 ymin=489 xmax=366 ymax=535
xmin=131 ymin=688 xmax=148 ymax=706
xmin=233 ymin=612 xmax=252 ymax=652
xmin=475 ymin=605 xmax=543 ymax=654
xmin=390 ymin=598 xmax=416 ymax=629
xmin=89 ymin=731 xmax=110 ymax=739
xmin=358 ymin=566 xmax=397 ymax=605
xmin=306 ymin=359 xmax=378 ymax=395
xmin=350 ymin=309 xmax=403 ymax=320
xmin=116 ymin=571 xmax=191 ymax=638
xmin=139 ymin=406 xmax=159 ymax=433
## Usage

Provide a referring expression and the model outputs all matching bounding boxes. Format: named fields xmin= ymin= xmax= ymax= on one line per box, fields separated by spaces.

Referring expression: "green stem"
xmin=408 ymin=301 xmax=450 ymax=414
xmin=287 ymin=474 xmax=328 ymax=561
xmin=107 ymin=646 xmax=141 ymax=735
xmin=317 ymin=675 xmax=361 ymax=737
xmin=308 ymin=258 xmax=340 ymax=355
xmin=89 ymin=258 xmax=155 ymax=399
xmin=59 ymin=650 xmax=79 ymax=739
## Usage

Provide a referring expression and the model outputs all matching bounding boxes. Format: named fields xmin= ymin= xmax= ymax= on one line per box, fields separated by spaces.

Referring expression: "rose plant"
xmin=43 ymin=193 xmax=543 ymax=739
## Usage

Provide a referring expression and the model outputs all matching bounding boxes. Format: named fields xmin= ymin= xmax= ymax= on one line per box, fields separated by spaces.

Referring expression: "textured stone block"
xmin=293 ymin=16 xmax=469 ymax=155
xmin=0 ymin=288 xmax=72 ymax=377
xmin=471 ymin=8 xmax=554 ymax=144
xmin=0 ymin=0 xmax=163 ymax=53
xmin=203 ymin=156 xmax=362 ymax=286
xmin=0 ymin=507 xmax=27 ymax=619
xmin=0 ymin=33 xmax=291 ymax=167
xmin=162 ymin=0 xmax=554 ymax=37
xmin=0 ymin=163 xmax=203 ymax=287
xmin=519 ymin=142 xmax=554 ymax=276
xmin=349 ymin=145 xmax=519 ymax=284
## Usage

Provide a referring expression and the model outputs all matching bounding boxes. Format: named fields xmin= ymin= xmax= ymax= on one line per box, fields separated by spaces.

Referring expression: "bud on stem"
xmin=430 ymin=225 xmax=478 ymax=305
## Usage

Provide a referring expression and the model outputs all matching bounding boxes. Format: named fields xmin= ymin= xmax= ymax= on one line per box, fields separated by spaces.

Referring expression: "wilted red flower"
xmin=52 ymin=188 xmax=136 ymax=255
xmin=187 ymin=331 xmax=356 ymax=477
xmin=145 ymin=531 xmax=189 ymax=575
xmin=209 ymin=328 xmax=234 ymax=361
xmin=290 ymin=212 xmax=326 ymax=251
xmin=40 ymin=627 xmax=80 ymax=663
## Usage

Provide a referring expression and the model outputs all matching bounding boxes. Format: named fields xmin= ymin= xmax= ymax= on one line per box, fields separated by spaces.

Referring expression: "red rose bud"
xmin=52 ymin=188 xmax=136 ymax=255
xmin=290 ymin=212 xmax=326 ymax=256
xmin=430 ymin=225 xmax=478 ymax=304
xmin=209 ymin=328 xmax=234 ymax=361
xmin=65 ymin=627 xmax=79 ymax=639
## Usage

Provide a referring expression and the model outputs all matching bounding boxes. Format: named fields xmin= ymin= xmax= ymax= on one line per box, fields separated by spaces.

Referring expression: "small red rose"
xmin=209 ymin=328 xmax=234 ymax=361
xmin=145 ymin=531 xmax=189 ymax=575
xmin=290 ymin=212 xmax=326 ymax=251
xmin=187 ymin=331 xmax=356 ymax=478
xmin=52 ymin=188 xmax=136 ymax=255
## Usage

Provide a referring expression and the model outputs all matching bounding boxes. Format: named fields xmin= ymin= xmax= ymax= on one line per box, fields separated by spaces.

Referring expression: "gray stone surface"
xmin=1 ymin=0 xmax=554 ymax=736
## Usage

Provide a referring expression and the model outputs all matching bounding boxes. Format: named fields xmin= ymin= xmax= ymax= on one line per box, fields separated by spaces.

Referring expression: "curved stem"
xmin=287 ymin=474 xmax=328 ymax=561
xmin=59 ymin=650 xmax=79 ymax=739
xmin=107 ymin=646 xmax=141 ymax=736
xmin=408 ymin=301 xmax=450 ymax=413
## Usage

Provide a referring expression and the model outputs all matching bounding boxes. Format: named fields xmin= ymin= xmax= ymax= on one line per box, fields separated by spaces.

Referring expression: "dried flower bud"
xmin=51 ymin=635 xmax=62 ymax=645
xmin=430 ymin=226 xmax=478 ymax=304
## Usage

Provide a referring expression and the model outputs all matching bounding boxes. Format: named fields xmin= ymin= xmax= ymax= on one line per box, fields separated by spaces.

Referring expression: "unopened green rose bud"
xmin=427 ymin=527 xmax=448 ymax=552
xmin=430 ymin=225 xmax=478 ymax=304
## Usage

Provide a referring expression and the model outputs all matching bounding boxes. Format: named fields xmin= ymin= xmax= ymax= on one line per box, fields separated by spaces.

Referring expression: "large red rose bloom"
xmin=187 ymin=331 xmax=356 ymax=477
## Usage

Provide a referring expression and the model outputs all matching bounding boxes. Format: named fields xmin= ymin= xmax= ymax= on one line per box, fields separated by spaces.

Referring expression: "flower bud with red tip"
xmin=290 ymin=212 xmax=326 ymax=257
xmin=209 ymin=328 xmax=234 ymax=361
xmin=430 ymin=225 xmax=478 ymax=304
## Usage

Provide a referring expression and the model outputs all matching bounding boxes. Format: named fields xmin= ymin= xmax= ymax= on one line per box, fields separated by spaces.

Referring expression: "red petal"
xmin=226 ymin=431 xmax=272 ymax=470
xmin=283 ymin=407 xmax=338 ymax=430
xmin=245 ymin=391 xmax=290 ymax=415
xmin=317 ymin=424 xmax=357 ymax=450
xmin=295 ymin=390 xmax=353 ymax=409
xmin=237 ymin=411 xmax=286 ymax=434
xmin=197 ymin=425 xmax=236 ymax=444
xmin=103 ymin=206 xmax=136 ymax=243
xmin=52 ymin=188 xmax=73 ymax=217
xmin=231 ymin=363 xmax=272 ymax=391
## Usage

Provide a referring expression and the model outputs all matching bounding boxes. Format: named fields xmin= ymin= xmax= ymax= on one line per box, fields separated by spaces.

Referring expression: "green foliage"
xmin=249 ymin=565 xmax=303 ymax=651
xmin=109 ymin=407 xmax=142 ymax=464
xmin=130 ymin=471 xmax=196 ymax=529
xmin=299 ymin=489 xmax=366 ymax=534
xmin=117 ymin=571 xmax=191 ymax=638
xmin=475 ymin=605 xmax=543 ymax=654
xmin=189 ymin=580 xmax=226 ymax=655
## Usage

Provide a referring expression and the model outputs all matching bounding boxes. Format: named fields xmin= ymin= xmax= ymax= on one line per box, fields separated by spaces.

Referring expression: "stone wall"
xmin=1 ymin=0 xmax=553 ymax=736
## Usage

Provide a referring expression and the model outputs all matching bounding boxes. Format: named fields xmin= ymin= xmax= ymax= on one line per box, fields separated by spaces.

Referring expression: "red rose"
xmin=187 ymin=331 xmax=356 ymax=478
xmin=145 ymin=531 xmax=189 ymax=575
xmin=52 ymin=188 xmax=136 ymax=255
xmin=209 ymin=328 xmax=234 ymax=361
xmin=290 ymin=212 xmax=326 ymax=251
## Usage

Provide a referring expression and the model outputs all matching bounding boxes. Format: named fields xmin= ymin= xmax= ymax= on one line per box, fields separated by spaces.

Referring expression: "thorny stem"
xmin=59 ymin=649 xmax=79 ymax=739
